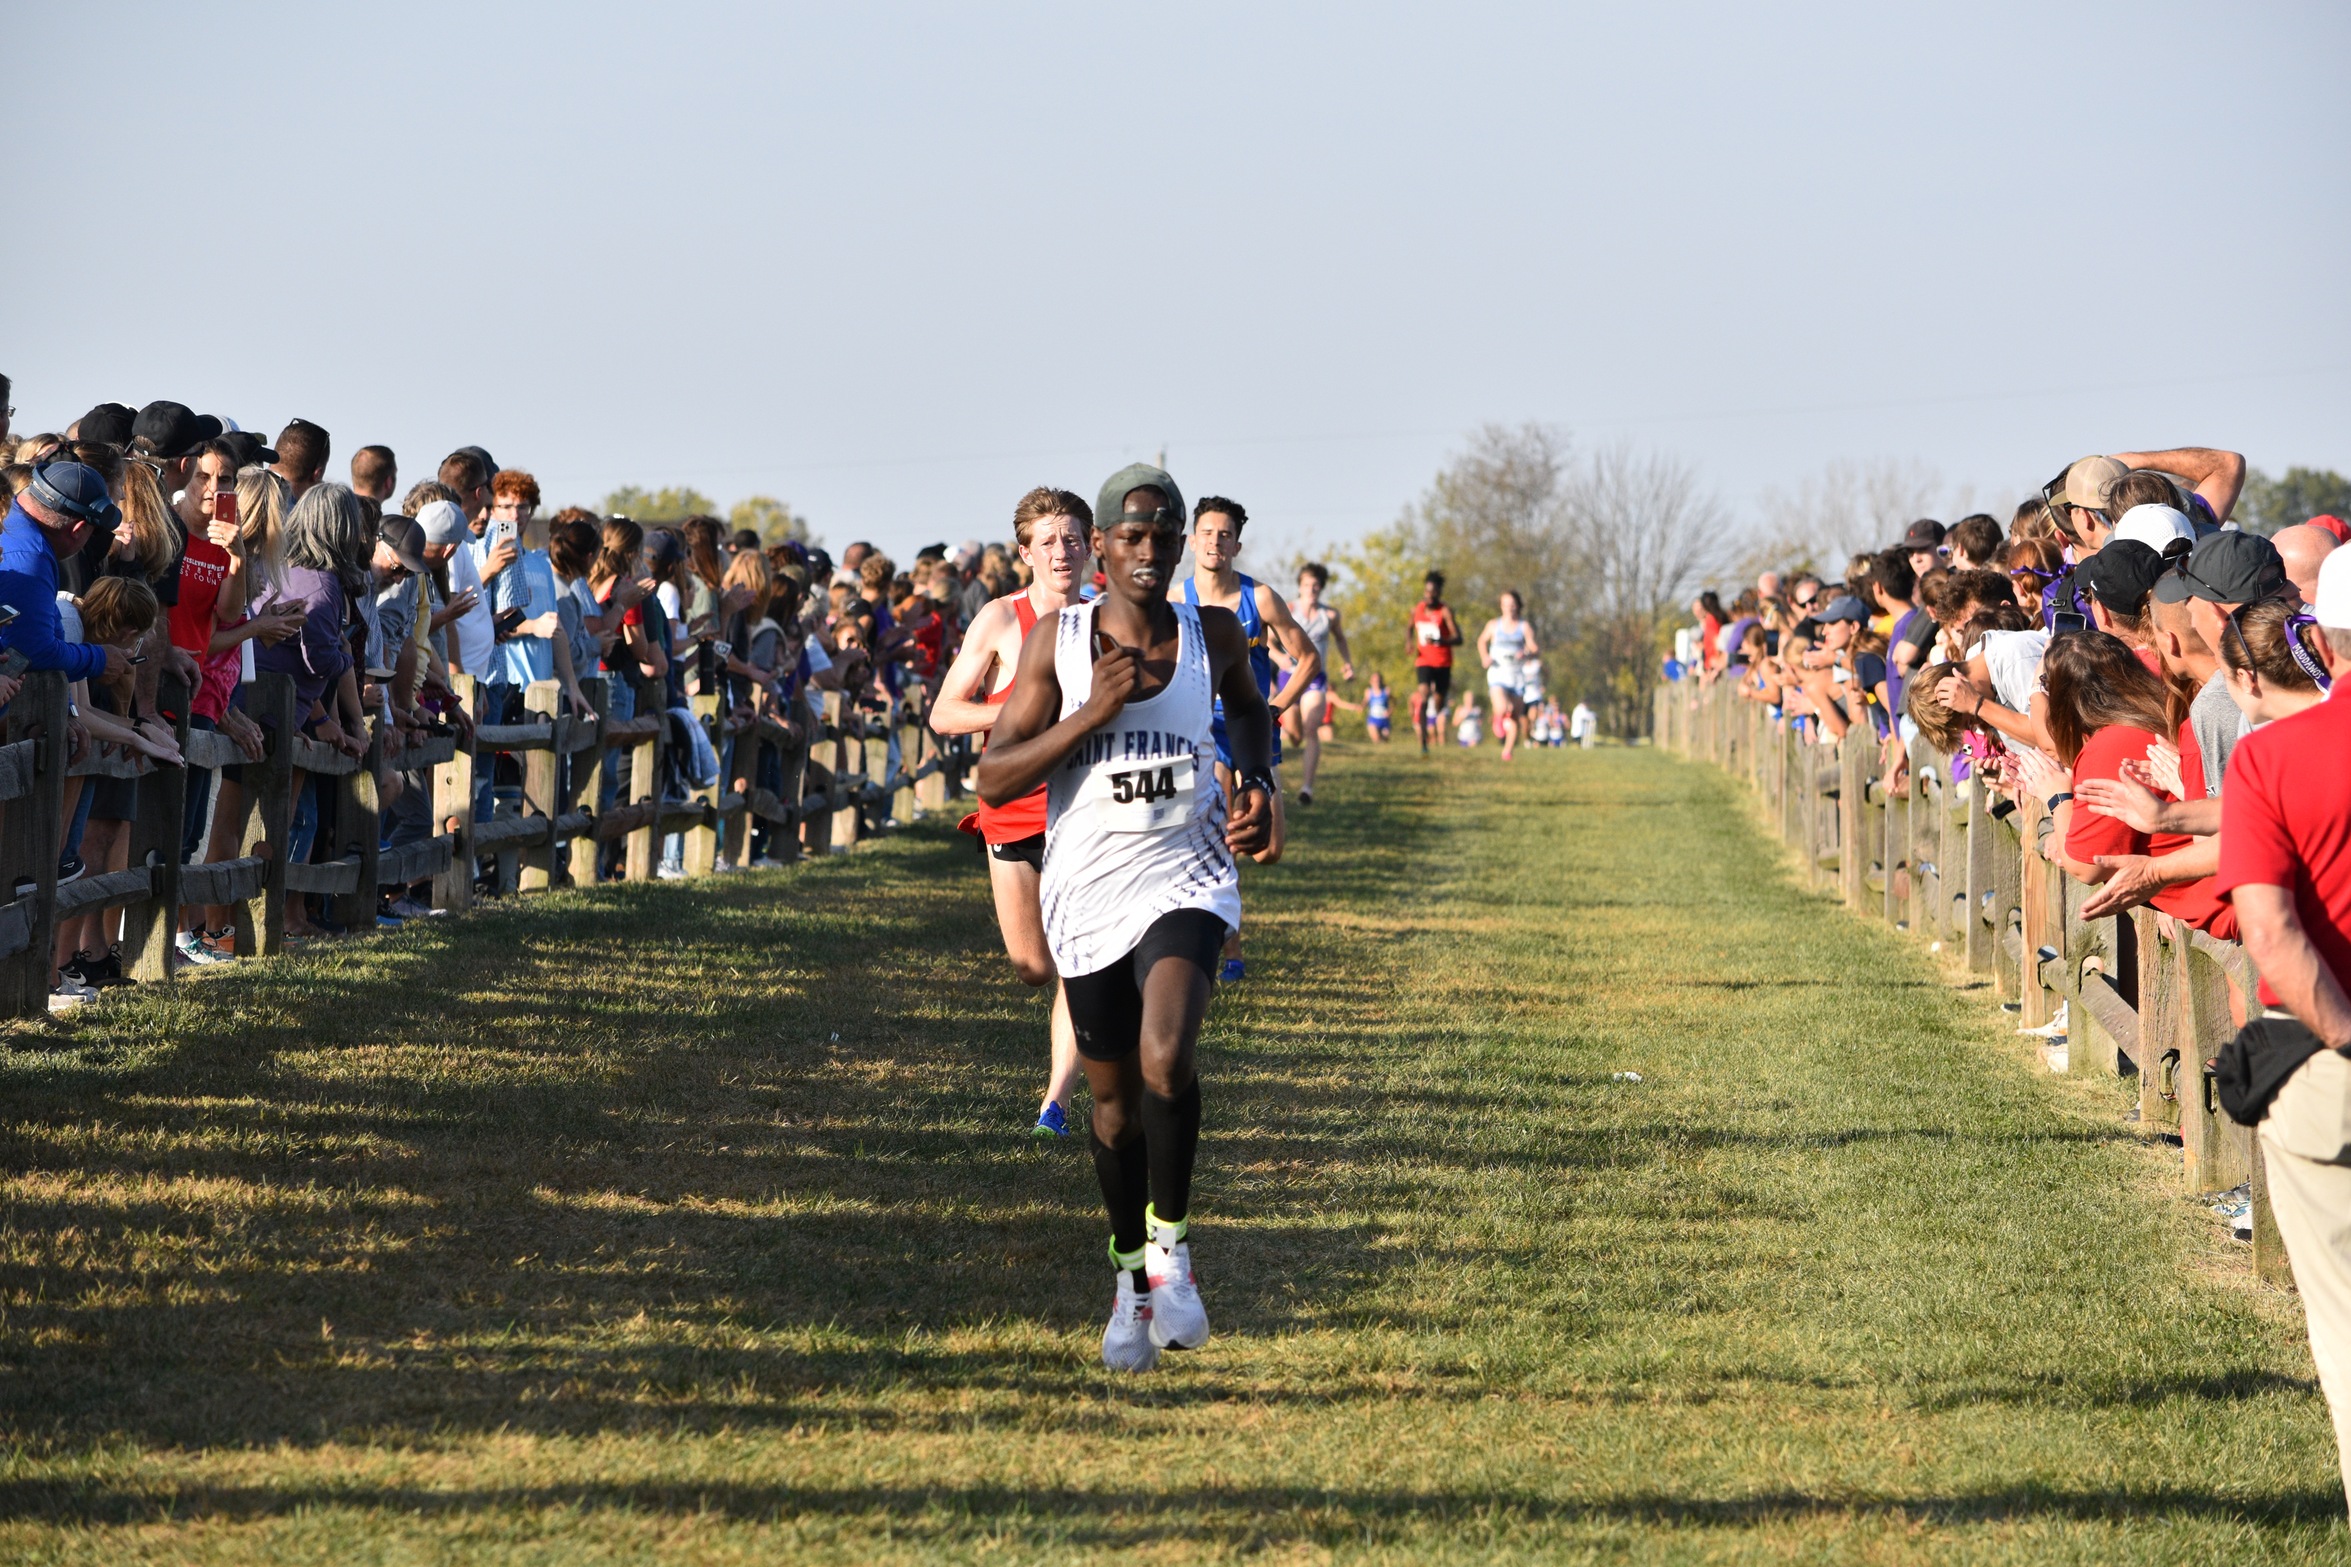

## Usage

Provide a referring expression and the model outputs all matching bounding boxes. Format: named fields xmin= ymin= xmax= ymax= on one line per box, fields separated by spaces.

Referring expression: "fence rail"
xmin=1656 ymin=675 xmax=2290 ymax=1288
xmin=0 ymin=666 xmax=968 ymax=1016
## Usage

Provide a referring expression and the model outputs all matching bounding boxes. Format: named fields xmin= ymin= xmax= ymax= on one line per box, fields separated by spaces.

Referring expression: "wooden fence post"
xmin=1964 ymin=775 xmax=1996 ymax=973
xmin=0 ymin=673 xmax=69 ymax=1013
xmin=521 ymin=680 xmax=563 ymax=892
xmin=329 ymin=716 xmax=382 ymax=933
xmin=685 ymin=691 xmax=722 ymax=876
xmin=1839 ymin=727 xmax=1867 ymax=909
xmin=236 ymin=674 xmax=296 ymax=957
xmin=123 ymin=672 xmax=191 ymax=983
xmin=432 ymin=673 xmax=478 ymax=913
xmin=566 ymin=676 xmax=608 ymax=887
xmin=624 ymin=673 xmax=664 ymax=881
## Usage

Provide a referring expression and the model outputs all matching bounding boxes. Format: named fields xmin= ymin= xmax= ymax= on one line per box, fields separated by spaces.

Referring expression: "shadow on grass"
xmin=0 ymin=1476 xmax=2337 ymax=1534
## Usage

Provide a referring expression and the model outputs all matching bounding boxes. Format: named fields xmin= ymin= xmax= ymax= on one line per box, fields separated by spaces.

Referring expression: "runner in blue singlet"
xmin=1176 ymin=495 xmax=1320 ymax=982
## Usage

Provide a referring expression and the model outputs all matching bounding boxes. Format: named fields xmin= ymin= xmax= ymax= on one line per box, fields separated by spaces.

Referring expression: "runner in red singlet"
xmin=930 ymin=487 xmax=1095 ymax=1135
xmin=1407 ymin=570 xmax=1462 ymax=753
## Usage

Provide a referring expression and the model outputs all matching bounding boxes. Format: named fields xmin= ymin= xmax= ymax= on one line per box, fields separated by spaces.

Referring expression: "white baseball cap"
xmin=2112 ymin=504 xmax=2195 ymax=554
xmin=2314 ymin=544 xmax=2351 ymax=631
xmin=416 ymin=499 xmax=468 ymax=545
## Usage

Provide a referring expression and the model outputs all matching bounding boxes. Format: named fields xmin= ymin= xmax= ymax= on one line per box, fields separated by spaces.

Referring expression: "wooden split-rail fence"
xmin=1656 ymin=675 xmax=2291 ymax=1289
xmin=0 ymin=668 xmax=964 ymax=1018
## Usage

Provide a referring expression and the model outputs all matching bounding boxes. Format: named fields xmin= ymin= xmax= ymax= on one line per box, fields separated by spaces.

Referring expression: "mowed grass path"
xmin=0 ymin=739 xmax=2339 ymax=1563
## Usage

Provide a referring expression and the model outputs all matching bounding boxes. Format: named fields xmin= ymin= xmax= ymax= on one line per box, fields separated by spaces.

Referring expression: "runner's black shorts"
xmin=987 ymin=833 xmax=1044 ymax=870
xmin=1064 ymin=908 xmax=1229 ymax=1062
xmin=1415 ymin=666 xmax=1452 ymax=704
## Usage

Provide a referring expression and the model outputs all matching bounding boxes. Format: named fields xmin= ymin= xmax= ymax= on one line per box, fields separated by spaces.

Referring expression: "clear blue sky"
xmin=14 ymin=2 xmax=2347 ymax=565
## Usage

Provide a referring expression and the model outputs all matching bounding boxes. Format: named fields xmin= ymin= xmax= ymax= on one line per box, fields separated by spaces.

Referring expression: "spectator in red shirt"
xmin=2215 ymin=545 xmax=2351 ymax=1516
xmin=2018 ymin=630 xmax=2232 ymax=935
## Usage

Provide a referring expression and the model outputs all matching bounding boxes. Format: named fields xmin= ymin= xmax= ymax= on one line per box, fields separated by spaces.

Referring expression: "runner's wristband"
xmin=1238 ymin=770 xmax=1277 ymax=801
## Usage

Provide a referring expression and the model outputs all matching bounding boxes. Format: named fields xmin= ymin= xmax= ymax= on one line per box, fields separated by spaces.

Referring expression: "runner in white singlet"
xmin=978 ymin=462 xmax=1277 ymax=1374
xmin=1476 ymin=591 xmax=1540 ymax=761
xmin=1287 ymin=563 xmax=1354 ymax=805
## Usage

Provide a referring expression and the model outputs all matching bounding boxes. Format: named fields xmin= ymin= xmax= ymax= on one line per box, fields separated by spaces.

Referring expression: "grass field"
xmin=0 ymin=737 xmax=2340 ymax=1563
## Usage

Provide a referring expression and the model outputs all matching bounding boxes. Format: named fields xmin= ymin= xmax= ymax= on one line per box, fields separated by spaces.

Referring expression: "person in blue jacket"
xmin=0 ymin=462 xmax=133 ymax=691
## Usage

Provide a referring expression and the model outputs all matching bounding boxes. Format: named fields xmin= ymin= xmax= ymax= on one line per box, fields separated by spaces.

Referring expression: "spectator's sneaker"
xmin=201 ymin=928 xmax=237 ymax=960
xmin=1101 ymin=1270 xmax=1160 ymax=1373
xmin=88 ymin=947 xmax=131 ymax=988
xmin=175 ymin=930 xmax=230 ymax=967
xmin=1032 ymin=1101 xmax=1071 ymax=1139
xmin=1218 ymin=957 xmax=1245 ymax=984
xmin=656 ymin=864 xmax=687 ymax=881
xmin=56 ymin=855 xmax=84 ymax=885
xmin=750 ymin=855 xmax=788 ymax=869
xmin=712 ymin=856 xmax=739 ymax=874
xmin=386 ymin=896 xmax=438 ymax=920
xmin=1144 ymin=1211 xmax=1210 ymax=1350
xmin=48 ymin=976 xmax=97 ymax=1013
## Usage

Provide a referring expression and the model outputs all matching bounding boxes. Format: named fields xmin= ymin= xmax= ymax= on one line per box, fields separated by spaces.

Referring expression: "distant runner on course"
xmin=978 ymin=461 xmax=1277 ymax=1373
xmin=1408 ymin=570 xmax=1462 ymax=753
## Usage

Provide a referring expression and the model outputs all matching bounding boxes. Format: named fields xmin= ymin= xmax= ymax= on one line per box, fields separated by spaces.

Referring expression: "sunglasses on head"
xmin=1119 ymin=507 xmax=1179 ymax=527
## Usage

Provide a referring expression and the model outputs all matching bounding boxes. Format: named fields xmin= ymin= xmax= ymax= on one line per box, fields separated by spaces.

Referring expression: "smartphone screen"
xmin=2052 ymin=611 xmax=2087 ymax=634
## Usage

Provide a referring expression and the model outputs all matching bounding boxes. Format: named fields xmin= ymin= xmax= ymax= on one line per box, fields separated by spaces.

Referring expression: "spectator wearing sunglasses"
xmin=2152 ymin=530 xmax=2290 ymax=799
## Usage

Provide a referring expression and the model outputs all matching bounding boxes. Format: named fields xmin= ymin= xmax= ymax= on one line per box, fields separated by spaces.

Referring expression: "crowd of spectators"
xmin=0 ymin=377 xmax=1036 ymax=1003
xmin=1679 ymin=440 xmax=2351 ymax=1512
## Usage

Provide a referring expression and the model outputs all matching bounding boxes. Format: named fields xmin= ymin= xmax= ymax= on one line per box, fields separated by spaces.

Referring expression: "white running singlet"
xmin=1040 ymin=601 xmax=1241 ymax=977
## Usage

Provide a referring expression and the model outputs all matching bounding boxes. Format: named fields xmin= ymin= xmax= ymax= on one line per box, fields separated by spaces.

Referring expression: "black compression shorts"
xmin=1063 ymin=908 xmax=1229 ymax=1062
xmin=986 ymin=833 xmax=1044 ymax=870
xmin=1415 ymin=666 xmax=1452 ymax=704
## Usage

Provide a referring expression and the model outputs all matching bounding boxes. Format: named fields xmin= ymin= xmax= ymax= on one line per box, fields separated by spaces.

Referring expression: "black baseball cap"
xmin=2078 ymin=540 xmax=2168 ymax=613
xmin=1900 ymin=518 xmax=1947 ymax=551
xmin=132 ymin=400 xmax=224 ymax=459
xmin=377 ymin=513 xmax=429 ymax=575
xmin=2151 ymin=530 xmax=2288 ymax=607
xmin=217 ymin=429 xmax=279 ymax=468
xmin=77 ymin=402 xmax=136 ymax=446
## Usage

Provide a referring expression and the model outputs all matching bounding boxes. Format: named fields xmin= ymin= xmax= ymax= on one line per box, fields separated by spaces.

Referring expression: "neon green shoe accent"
xmin=1109 ymin=1239 xmax=1146 ymax=1273
xmin=1145 ymin=1205 xmax=1188 ymax=1247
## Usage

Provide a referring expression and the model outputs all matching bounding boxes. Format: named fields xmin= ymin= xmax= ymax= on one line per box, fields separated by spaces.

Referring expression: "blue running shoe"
xmin=1032 ymin=1101 xmax=1071 ymax=1138
xmin=1219 ymin=957 xmax=1245 ymax=984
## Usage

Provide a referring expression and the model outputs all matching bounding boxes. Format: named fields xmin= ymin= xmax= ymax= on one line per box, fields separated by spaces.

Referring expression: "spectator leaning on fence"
xmin=2017 ymin=630 xmax=2234 ymax=938
xmin=0 ymin=462 xmax=130 ymax=691
xmin=2213 ymin=544 xmax=2351 ymax=1515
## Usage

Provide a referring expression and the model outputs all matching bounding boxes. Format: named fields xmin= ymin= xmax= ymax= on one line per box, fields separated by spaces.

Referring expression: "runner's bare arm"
xmin=928 ymin=597 xmax=1015 ymax=737
xmin=1476 ymin=618 xmax=1496 ymax=667
xmin=976 ymin=617 xmax=1140 ymax=805
xmin=1256 ymin=583 xmax=1321 ymax=715
xmin=1204 ymin=608 xmax=1275 ymax=856
xmin=1520 ymin=619 xmax=1541 ymax=657
xmin=1325 ymin=606 xmax=1355 ymax=678
xmin=1441 ymin=607 xmax=1464 ymax=647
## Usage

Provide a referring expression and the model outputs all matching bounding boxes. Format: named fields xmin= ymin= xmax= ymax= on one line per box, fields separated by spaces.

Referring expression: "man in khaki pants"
xmin=2219 ymin=546 xmax=2351 ymax=1514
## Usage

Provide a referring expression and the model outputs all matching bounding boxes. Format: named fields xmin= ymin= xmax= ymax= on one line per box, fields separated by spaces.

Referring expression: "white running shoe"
xmin=1146 ymin=1237 xmax=1210 ymax=1350
xmin=1101 ymin=1272 xmax=1160 ymax=1372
